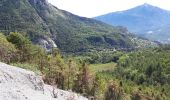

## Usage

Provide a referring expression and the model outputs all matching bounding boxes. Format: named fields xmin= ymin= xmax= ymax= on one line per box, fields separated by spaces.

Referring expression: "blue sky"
xmin=48 ymin=0 xmax=170 ymax=18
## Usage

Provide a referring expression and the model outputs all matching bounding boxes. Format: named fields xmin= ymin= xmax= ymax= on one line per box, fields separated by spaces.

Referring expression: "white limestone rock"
xmin=0 ymin=62 xmax=87 ymax=100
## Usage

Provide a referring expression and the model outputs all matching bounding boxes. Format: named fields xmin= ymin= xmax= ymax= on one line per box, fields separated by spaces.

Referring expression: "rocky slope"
xmin=0 ymin=62 xmax=87 ymax=100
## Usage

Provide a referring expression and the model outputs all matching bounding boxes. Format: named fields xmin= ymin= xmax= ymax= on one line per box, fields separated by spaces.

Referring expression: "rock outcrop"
xmin=0 ymin=62 xmax=87 ymax=100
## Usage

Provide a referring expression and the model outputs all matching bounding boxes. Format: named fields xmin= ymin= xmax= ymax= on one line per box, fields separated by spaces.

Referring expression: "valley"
xmin=0 ymin=0 xmax=169 ymax=100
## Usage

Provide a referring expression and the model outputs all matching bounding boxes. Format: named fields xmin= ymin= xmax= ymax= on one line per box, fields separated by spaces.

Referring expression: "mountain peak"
xmin=137 ymin=3 xmax=158 ymax=9
xmin=136 ymin=3 xmax=164 ymax=11
xmin=142 ymin=3 xmax=152 ymax=7
xmin=94 ymin=2 xmax=170 ymax=43
xmin=125 ymin=3 xmax=168 ymax=14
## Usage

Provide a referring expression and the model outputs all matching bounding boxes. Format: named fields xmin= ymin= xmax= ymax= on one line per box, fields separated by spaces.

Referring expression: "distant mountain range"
xmin=94 ymin=3 xmax=170 ymax=43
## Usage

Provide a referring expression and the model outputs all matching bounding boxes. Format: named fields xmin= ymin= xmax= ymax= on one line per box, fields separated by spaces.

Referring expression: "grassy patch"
xmin=11 ymin=63 xmax=40 ymax=74
xmin=89 ymin=62 xmax=117 ymax=73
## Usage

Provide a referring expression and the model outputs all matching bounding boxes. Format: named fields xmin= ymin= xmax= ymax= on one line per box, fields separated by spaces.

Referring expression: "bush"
xmin=0 ymin=33 xmax=17 ymax=63
xmin=104 ymin=82 xmax=123 ymax=100
xmin=7 ymin=32 xmax=36 ymax=62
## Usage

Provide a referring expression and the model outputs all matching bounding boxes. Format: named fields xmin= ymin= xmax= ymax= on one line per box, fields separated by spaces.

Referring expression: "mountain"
xmin=94 ymin=3 xmax=170 ymax=43
xmin=0 ymin=0 xmax=156 ymax=54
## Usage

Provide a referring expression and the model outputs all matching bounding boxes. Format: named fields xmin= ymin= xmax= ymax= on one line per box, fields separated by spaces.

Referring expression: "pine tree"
xmin=104 ymin=82 xmax=123 ymax=100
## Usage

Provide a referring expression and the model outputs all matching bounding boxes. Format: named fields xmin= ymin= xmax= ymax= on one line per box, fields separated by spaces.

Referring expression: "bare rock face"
xmin=38 ymin=37 xmax=57 ymax=50
xmin=0 ymin=62 xmax=87 ymax=100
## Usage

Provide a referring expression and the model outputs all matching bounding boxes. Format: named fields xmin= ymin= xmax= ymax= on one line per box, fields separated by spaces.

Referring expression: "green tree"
xmin=104 ymin=82 xmax=123 ymax=100
xmin=73 ymin=63 xmax=93 ymax=96
xmin=33 ymin=46 xmax=48 ymax=72
xmin=44 ymin=51 xmax=66 ymax=90
xmin=0 ymin=33 xmax=17 ymax=63
xmin=7 ymin=32 xmax=32 ymax=62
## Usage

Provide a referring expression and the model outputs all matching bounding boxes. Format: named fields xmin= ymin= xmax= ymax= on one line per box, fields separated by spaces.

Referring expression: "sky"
xmin=48 ymin=0 xmax=170 ymax=18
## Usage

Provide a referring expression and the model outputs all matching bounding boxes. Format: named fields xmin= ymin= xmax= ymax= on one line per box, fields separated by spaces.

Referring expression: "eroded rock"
xmin=0 ymin=62 xmax=87 ymax=100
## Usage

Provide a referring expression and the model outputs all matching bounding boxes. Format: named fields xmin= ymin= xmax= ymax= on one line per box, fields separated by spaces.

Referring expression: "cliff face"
xmin=0 ymin=62 xmax=87 ymax=100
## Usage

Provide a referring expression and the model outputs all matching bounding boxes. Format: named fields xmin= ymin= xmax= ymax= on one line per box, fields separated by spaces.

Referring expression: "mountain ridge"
xmin=0 ymin=0 xmax=156 ymax=53
xmin=94 ymin=3 xmax=170 ymax=43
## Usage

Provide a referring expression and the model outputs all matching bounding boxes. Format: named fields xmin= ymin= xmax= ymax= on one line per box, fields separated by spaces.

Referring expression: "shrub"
xmin=0 ymin=33 xmax=17 ymax=63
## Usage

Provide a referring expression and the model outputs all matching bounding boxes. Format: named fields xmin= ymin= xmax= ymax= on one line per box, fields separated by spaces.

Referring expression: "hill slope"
xmin=0 ymin=0 xmax=156 ymax=53
xmin=94 ymin=3 xmax=170 ymax=43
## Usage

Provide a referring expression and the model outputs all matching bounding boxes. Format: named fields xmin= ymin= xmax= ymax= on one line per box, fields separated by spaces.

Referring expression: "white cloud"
xmin=48 ymin=0 xmax=170 ymax=17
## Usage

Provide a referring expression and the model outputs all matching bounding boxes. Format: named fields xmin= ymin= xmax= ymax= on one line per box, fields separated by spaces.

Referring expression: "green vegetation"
xmin=0 ymin=32 xmax=100 ymax=98
xmin=0 ymin=0 xmax=167 ymax=99
xmin=11 ymin=63 xmax=40 ymax=73
xmin=0 ymin=32 xmax=169 ymax=100
xmin=95 ymin=47 xmax=170 ymax=100
xmin=116 ymin=47 xmax=170 ymax=86
xmin=0 ymin=33 xmax=16 ymax=63
xmin=90 ymin=62 xmax=116 ymax=73
xmin=73 ymin=51 xmax=125 ymax=64
xmin=0 ymin=0 xmax=156 ymax=54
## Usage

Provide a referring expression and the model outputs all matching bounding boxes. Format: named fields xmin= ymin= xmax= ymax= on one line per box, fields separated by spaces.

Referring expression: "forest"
xmin=0 ymin=32 xmax=170 ymax=100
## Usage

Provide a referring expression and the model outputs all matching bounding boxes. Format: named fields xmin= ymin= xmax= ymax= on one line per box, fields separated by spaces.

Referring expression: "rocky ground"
xmin=0 ymin=62 xmax=87 ymax=100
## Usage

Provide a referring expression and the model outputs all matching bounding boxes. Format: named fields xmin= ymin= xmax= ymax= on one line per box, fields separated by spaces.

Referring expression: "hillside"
xmin=0 ymin=32 xmax=169 ymax=100
xmin=0 ymin=0 xmax=156 ymax=54
xmin=95 ymin=46 xmax=170 ymax=99
xmin=94 ymin=3 xmax=170 ymax=43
